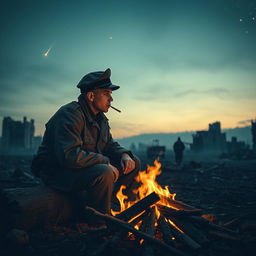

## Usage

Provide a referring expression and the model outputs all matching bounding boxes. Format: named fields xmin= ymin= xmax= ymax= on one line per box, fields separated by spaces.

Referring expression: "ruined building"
xmin=1 ymin=116 xmax=35 ymax=151
xmin=147 ymin=139 xmax=166 ymax=159
xmin=191 ymin=121 xmax=227 ymax=153
xmin=226 ymin=136 xmax=248 ymax=155
xmin=252 ymin=119 xmax=256 ymax=153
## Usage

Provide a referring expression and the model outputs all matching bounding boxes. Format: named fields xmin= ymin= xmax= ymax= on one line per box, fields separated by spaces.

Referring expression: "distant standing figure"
xmin=173 ymin=137 xmax=185 ymax=165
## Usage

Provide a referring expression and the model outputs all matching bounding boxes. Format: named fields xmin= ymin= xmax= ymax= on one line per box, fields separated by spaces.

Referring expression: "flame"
xmin=111 ymin=160 xmax=176 ymax=218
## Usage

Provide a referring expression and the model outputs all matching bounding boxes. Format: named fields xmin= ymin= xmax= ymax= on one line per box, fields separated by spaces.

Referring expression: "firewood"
xmin=92 ymin=210 xmax=149 ymax=256
xmin=129 ymin=209 xmax=149 ymax=226
xmin=164 ymin=218 xmax=201 ymax=250
xmin=142 ymin=207 xmax=156 ymax=256
xmin=157 ymin=205 xmax=203 ymax=218
xmin=169 ymin=217 xmax=209 ymax=244
xmin=159 ymin=196 xmax=201 ymax=211
xmin=189 ymin=216 xmax=239 ymax=235
xmin=157 ymin=215 xmax=176 ymax=246
xmin=85 ymin=206 xmax=187 ymax=256
xmin=116 ymin=192 xmax=160 ymax=221
xmin=139 ymin=209 xmax=151 ymax=232
xmin=208 ymin=230 xmax=240 ymax=240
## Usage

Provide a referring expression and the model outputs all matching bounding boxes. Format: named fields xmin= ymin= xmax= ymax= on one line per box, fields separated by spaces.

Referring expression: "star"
xmin=109 ymin=36 xmax=113 ymax=40
xmin=239 ymin=18 xmax=243 ymax=22
xmin=252 ymin=17 xmax=255 ymax=20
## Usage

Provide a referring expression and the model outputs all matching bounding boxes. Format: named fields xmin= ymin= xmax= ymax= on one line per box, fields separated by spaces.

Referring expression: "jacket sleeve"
xmin=51 ymin=107 xmax=109 ymax=168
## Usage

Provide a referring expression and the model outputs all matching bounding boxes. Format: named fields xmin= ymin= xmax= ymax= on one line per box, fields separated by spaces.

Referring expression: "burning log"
xmin=141 ymin=207 xmax=156 ymax=256
xmin=164 ymin=218 xmax=201 ymax=250
xmin=92 ymin=210 xmax=149 ymax=256
xmin=85 ymin=206 xmax=187 ymax=256
xmin=157 ymin=215 xmax=176 ymax=246
xmin=159 ymin=196 xmax=201 ymax=211
xmin=169 ymin=217 xmax=209 ymax=244
xmin=157 ymin=205 xmax=203 ymax=218
xmin=116 ymin=192 xmax=160 ymax=222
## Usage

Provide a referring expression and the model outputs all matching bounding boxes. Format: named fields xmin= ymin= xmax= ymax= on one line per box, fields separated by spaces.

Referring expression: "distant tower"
xmin=1 ymin=116 xmax=35 ymax=151
xmin=191 ymin=121 xmax=227 ymax=153
xmin=252 ymin=120 xmax=256 ymax=153
xmin=2 ymin=117 xmax=12 ymax=149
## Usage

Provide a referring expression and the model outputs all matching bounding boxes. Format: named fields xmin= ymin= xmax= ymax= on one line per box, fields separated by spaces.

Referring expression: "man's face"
xmin=91 ymin=89 xmax=113 ymax=113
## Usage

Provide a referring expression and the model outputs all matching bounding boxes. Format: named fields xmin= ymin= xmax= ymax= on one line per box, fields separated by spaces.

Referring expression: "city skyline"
xmin=1 ymin=0 xmax=256 ymax=138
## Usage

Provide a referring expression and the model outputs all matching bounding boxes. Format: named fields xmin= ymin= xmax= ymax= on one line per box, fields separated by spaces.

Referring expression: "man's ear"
xmin=86 ymin=91 xmax=94 ymax=102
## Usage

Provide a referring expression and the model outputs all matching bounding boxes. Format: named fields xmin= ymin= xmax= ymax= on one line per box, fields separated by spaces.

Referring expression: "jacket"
xmin=32 ymin=94 xmax=132 ymax=177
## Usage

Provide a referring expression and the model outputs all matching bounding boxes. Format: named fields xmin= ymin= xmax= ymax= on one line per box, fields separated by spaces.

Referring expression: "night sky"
xmin=1 ymin=0 xmax=256 ymax=138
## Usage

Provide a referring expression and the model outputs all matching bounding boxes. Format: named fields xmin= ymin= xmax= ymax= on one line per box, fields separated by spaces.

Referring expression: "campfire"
xmin=85 ymin=160 xmax=239 ymax=256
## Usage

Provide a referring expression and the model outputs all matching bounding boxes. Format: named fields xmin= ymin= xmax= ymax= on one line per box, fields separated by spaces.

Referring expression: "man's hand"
xmin=121 ymin=153 xmax=135 ymax=175
xmin=108 ymin=164 xmax=119 ymax=182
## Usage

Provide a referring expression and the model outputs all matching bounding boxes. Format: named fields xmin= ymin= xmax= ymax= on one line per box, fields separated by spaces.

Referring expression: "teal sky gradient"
xmin=1 ymin=0 xmax=256 ymax=138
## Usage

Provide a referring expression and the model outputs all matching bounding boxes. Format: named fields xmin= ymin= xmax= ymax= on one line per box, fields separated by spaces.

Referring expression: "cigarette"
xmin=110 ymin=105 xmax=121 ymax=113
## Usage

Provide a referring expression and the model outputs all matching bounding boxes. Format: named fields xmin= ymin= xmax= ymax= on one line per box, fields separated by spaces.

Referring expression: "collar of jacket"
xmin=78 ymin=94 xmax=108 ymax=126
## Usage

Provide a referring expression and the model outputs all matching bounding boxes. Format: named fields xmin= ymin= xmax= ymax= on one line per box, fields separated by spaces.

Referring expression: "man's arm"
xmin=52 ymin=108 xmax=109 ymax=168
xmin=103 ymin=132 xmax=135 ymax=174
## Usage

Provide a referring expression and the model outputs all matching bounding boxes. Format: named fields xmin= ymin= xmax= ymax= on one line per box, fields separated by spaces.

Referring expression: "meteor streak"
xmin=43 ymin=46 xmax=52 ymax=57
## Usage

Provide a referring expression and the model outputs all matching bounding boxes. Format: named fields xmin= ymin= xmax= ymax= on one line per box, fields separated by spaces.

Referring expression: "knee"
xmin=97 ymin=164 xmax=115 ymax=184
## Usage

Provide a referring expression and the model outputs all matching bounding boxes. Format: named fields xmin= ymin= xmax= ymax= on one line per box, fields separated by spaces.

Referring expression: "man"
xmin=173 ymin=137 xmax=185 ymax=166
xmin=31 ymin=68 xmax=140 ymax=217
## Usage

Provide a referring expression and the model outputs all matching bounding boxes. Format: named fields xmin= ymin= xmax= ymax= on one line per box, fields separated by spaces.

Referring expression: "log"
xmin=157 ymin=205 xmax=203 ymax=218
xmin=142 ymin=207 xmax=156 ymax=256
xmin=85 ymin=206 xmax=187 ymax=256
xmin=208 ymin=229 xmax=240 ymax=240
xmin=165 ymin=218 xmax=201 ymax=250
xmin=116 ymin=192 xmax=160 ymax=222
xmin=1 ymin=186 xmax=74 ymax=231
xmin=92 ymin=210 xmax=149 ymax=256
xmin=158 ymin=215 xmax=176 ymax=246
xmin=189 ymin=216 xmax=238 ymax=235
xmin=158 ymin=196 xmax=201 ymax=211
xmin=169 ymin=217 xmax=209 ymax=244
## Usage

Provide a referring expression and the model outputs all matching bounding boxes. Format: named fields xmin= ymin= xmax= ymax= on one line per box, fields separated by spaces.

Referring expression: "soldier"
xmin=173 ymin=137 xmax=185 ymax=166
xmin=31 ymin=68 xmax=140 ymax=223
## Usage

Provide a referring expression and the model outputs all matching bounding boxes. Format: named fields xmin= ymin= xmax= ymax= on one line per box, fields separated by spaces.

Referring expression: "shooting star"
xmin=43 ymin=45 xmax=53 ymax=57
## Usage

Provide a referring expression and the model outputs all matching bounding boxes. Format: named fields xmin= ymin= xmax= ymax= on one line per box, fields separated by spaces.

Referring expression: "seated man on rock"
xmin=31 ymin=68 xmax=140 ymax=222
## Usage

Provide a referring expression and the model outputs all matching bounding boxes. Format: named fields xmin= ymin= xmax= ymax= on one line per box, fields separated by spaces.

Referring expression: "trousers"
xmin=41 ymin=155 xmax=141 ymax=214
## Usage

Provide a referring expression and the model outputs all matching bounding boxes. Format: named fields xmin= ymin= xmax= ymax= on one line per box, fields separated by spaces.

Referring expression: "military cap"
xmin=77 ymin=68 xmax=120 ymax=93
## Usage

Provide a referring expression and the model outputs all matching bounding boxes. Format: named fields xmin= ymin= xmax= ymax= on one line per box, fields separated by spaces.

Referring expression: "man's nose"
xmin=110 ymin=95 xmax=113 ymax=102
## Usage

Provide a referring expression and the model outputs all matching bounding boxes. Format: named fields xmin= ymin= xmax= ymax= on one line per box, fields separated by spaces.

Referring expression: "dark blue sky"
xmin=1 ymin=0 xmax=256 ymax=137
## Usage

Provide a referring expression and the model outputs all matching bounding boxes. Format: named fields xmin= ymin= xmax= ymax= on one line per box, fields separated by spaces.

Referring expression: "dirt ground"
xmin=0 ymin=154 xmax=256 ymax=256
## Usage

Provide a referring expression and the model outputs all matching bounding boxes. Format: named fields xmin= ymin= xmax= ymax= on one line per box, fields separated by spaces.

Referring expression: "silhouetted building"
xmin=191 ymin=121 xmax=227 ymax=153
xmin=252 ymin=120 xmax=256 ymax=153
xmin=1 ymin=116 xmax=35 ymax=151
xmin=138 ymin=142 xmax=148 ymax=152
xmin=227 ymin=136 xmax=248 ymax=155
xmin=147 ymin=139 xmax=165 ymax=159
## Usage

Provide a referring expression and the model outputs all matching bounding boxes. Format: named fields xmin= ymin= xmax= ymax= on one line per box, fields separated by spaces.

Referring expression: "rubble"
xmin=0 ymin=155 xmax=256 ymax=256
